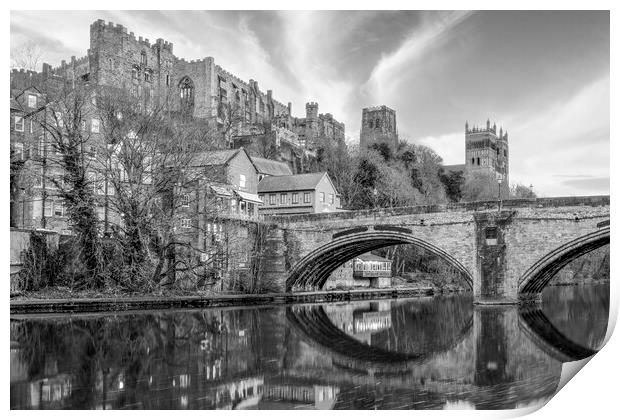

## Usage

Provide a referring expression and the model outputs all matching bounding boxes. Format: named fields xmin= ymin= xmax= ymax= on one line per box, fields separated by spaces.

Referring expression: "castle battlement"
xmin=91 ymin=19 xmax=173 ymax=53
xmin=363 ymin=105 xmax=394 ymax=113
xmin=215 ymin=65 xmax=249 ymax=89
xmin=466 ymin=121 xmax=508 ymax=141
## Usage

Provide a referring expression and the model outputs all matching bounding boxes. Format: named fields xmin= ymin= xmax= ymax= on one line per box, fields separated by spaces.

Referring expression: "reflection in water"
xmin=542 ymin=283 xmax=609 ymax=350
xmin=10 ymin=284 xmax=608 ymax=410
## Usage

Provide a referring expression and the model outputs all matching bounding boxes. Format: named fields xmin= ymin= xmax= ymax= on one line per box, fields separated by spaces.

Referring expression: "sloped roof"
xmin=354 ymin=253 xmax=392 ymax=262
xmin=235 ymin=190 xmax=263 ymax=204
xmin=10 ymin=97 xmax=21 ymax=112
xmin=210 ymin=185 xmax=233 ymax=197
xmin=251 ymin=156 xmax=292 ymax=176
xmin=190 ymin=149 xmax=244 ymax=167
xmin=258 ymin=172 xmax=327 ymax=193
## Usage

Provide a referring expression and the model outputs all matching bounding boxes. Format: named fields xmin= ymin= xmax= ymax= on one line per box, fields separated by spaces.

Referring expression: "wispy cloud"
xmin=363 ymin=11 xmax=473 ymax=102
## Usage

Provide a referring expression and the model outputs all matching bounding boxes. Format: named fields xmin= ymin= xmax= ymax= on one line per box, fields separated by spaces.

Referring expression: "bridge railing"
xmin=265 ymin=195 xmax=610 ymax=223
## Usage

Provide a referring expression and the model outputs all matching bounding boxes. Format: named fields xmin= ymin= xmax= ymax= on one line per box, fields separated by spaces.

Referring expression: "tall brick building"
xmin=359 ymin=105 xmax=398 ymax=151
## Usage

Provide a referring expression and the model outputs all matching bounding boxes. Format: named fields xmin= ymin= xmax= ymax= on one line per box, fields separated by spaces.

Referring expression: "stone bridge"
xmin=262 ymin=196 xmax=610 ymax=304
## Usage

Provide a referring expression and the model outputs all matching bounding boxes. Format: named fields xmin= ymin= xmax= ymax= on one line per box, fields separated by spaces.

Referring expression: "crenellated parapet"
xmin=91 ymin=19 xmax=174 ymax=54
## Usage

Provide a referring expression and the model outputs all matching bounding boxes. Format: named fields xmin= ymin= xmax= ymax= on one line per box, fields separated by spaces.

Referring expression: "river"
xmin=10 ymin=283 xmax=609 ymax=410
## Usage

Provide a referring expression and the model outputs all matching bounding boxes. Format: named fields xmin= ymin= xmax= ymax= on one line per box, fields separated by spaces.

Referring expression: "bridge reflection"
xmin=10 ymin=289 xmax=606 ymax=410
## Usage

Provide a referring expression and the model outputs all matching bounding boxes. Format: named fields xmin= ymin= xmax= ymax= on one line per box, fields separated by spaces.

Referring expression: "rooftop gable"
xmin=258 ymin=172 xmax=328 ymax=193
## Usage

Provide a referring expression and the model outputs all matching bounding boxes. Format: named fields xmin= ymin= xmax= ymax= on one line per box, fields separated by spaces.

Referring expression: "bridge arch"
xmin=518 ymin=307 xmax=598 ymax=362
xmin=518 ymin=226 xmax=609 ymax=296
xmin=286 ymin=304 xmax=473 ymax=373
xmin=286 ymin=230 xmax=473 ymax=291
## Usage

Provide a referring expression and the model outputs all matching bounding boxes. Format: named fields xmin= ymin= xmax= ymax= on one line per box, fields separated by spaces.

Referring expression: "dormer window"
xmin=27 ymin=94 xmax=37 ymax=108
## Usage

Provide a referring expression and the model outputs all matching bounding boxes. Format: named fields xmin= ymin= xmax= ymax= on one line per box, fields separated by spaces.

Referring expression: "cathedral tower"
xmin=465 ymin=119 xmax=510 ymax=198
xmin=360 ymin=105 xmax=398 ymax=151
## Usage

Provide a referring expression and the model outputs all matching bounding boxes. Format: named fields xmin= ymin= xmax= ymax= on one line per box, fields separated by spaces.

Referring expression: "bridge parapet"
xmin=265 ymin=195 xmax=609 ymax=226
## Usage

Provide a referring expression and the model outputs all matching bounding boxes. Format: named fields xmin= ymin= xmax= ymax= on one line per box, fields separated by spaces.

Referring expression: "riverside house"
xmin=257 ymin=172 xmax=341 ymax=215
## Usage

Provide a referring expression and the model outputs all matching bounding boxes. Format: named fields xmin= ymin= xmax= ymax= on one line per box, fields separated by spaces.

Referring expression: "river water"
xmin=10 ymin=283 xmax=609 ymax=410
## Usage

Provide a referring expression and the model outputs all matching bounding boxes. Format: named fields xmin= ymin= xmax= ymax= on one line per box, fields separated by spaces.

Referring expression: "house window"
xmin=269 ymin=194 xmax=276 ymax=205
xmin=14 ymin=116 xmax=24 ymax=132
xmin=180 ymin=218 xmax=191 ymax=228
xmin=91 ymin=119 xmax=100 ymax=133
xmin=53 ymin=201 xmax=64 ymax=217
xmin=30 ymin=119 xmax=34 ymax=134
xmin=27 ymin=94 xmax=37 ymax=108
xmin=292 ymin=193 xmax=299 ymax=204
xmin=471 ymin=157 xmax=475 ymax=165
xmin=329 ymin=193 xmax=334 ymax=204
xmin=239 ymin=174 xmax=246 ymax=189
xmin=258 ymin=194 xmax=264 ymax=203
xmin=303 ymin=192 xmax=310 ymax=203
xmin=55 ymin=112 xmax=63 ymax=128
xmin=181 ymin=194 xmax=190 ymax=207
xmin=280 ymin=193 xmax=287 ymax=204
xmin=13 ymin=143 xmax=24 ymax=160
xmin=320 ymin=192 xmax=325 ymax=203
xmin=44 ymin=201 xmax=52 ymax=217
xmin=107 ymin=181 xmax=115 ymax=196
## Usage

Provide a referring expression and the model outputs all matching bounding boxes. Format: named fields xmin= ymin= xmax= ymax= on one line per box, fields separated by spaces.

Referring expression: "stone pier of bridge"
xmin=259 ymin=196 xmax=610 ymax=305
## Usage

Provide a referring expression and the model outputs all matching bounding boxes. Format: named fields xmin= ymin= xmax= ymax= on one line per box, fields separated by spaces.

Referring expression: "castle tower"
xmin=304 ymin=102 xmax=319 ymax=148
xmin=360 ymin=105 xmax=398 ymax=151
xmin=465 ymin=119 xmax=510 ymax=198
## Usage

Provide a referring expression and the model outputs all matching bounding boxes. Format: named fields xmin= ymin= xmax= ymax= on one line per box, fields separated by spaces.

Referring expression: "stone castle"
xmin=10 ymin=19 xmax=345 ymax=150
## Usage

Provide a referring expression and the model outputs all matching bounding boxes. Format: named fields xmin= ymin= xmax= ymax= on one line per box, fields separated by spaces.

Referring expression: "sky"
xmin=10 ymin=10 xmax=610 ymax=197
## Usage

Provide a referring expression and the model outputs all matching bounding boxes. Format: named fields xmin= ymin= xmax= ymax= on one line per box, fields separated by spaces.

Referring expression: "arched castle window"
xmin=131 ymin=65 xmax=140 ymax=80
xmin=141 ymin=51 xmax=147 ymax=67
xmin=179 ymin=76 xmax=195 ymax=115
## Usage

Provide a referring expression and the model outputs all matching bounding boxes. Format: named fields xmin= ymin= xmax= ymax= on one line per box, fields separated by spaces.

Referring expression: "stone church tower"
xmin=360 ymin=105 xmax=398 ymax=151
xmin=465 ymin=119 xmax=510 ymax=198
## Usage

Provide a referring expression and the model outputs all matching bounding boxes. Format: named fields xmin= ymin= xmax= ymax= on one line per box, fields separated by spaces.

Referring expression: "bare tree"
xmin=462 ymin=172 xmax=498 ymax=201
xmin=11 ymin=41 xmax=43 ymax=71
xmin=27 ymin=79 xmax=104 ymax=288
xmin=510 ymin=183 xmax=537 ymax=199
xmin=95 ymin=87 xmax=257 ymax=289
